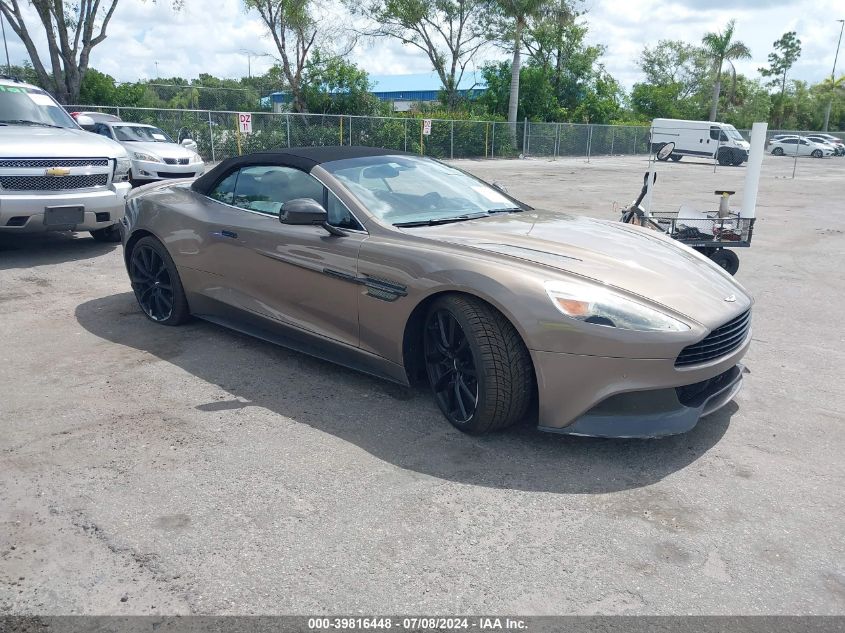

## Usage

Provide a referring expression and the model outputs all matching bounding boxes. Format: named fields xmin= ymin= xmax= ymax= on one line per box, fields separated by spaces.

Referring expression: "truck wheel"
xmin=772 ymin=147 xmax=784 ymax=156
xmin=709 ymin=249 xmax=740 ymax=275
xmin=670 ymin=154 xmax=682 ymax=162
xmin=731 ymin=150 xmax=745 ymax=166
xmin=717 ymin=150 xmax=732 ymax=166
xmin=423 ymin=295 xmax=534 ymax=434
xmin=90 ymin=224 xmax=121 ymax=242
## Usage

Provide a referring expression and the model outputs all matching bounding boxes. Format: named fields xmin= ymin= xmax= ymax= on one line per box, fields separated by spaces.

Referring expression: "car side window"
xmin=228 ymin=166 xmax=323 ymax=215
xmin=782 ymin=138 xmax=797 ymax=144
xmin=327 ymin=190 xmax=364 ymax=231
xmin=94 ymin=123 xmax=112 ymax=138
xmin=208 ymin=171 xmax=239 ymax=205
xmin=709 ymin=126 xmax=721 ymax=141
xmin=799 ymin=139 xmax=808 ymax=145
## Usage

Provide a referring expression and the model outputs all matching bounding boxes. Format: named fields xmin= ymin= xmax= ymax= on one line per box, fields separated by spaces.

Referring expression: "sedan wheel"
xmin=812 ymin=149 xmax=823 ymax=158
xmin=772 ymin=147 xmax=784 ymax=156
xmin=129 ymin=236 xmax=190 ymax=325
xmin=423 ymin=295 xmax=534 ymax=434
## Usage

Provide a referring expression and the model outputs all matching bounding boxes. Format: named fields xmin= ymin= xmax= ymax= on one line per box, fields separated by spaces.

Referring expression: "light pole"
xmin=1 ymin=10 xmax=11 ymax=76
xmin=823 ymin=19 xmax=845 ymax=132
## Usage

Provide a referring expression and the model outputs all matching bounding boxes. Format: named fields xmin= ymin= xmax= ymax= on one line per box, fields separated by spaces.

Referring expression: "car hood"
xmin=414 ymin=211 xmax=752 ymax=327
xmin=0 ymin=125 xmax=128 ymax=158
xmin=123 ymin=141 xmax=194 ymax=159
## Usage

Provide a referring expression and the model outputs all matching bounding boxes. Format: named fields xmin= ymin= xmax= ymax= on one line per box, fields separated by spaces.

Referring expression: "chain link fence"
xmin=68 ymin=105 xmax=843 ymax=171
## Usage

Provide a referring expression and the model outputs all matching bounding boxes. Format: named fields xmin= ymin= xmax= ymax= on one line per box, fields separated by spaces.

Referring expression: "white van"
xmin=650 ymin=118 xmax=751 ymax=166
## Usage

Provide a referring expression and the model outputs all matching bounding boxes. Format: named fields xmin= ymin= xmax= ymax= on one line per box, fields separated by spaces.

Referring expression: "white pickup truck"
xmin=0 ymin=76 xmax=131 ymax=241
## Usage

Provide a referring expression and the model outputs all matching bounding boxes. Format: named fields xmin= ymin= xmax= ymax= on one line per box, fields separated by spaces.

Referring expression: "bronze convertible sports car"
xmin=120 ymin=146 xmax=752 ymax=437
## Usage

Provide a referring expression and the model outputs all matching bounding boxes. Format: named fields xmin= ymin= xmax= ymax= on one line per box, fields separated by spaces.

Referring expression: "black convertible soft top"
xmin=192 ymin=145 xmax=409 ymax=195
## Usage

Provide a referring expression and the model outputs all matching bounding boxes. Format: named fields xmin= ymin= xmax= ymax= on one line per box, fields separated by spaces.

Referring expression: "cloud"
xmin=0 ymin=0 xmax=840 ymax=95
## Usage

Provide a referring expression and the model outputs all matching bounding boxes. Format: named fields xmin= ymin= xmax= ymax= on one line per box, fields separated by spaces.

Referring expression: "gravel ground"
xmin=1 ymin=153 xmax=843 ymax=615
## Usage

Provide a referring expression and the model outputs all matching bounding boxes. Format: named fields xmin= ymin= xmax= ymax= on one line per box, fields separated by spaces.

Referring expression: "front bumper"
xmin=532 ymin=333 xmax=750 ymax=438
xmin=0 ymin=182 xmax=131 ymax=233
xmin=131 ymin=158 xmax=203 ymax=181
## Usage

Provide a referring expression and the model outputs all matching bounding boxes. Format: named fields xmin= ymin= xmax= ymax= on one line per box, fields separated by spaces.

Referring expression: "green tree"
xmin=490 ymin=0 xmax=550 ymax=131
xmin=245 ymin=0 xmax=322 ymax=112
xmin=701 ymin=19 xmax=751 ymax=121
xmin=820 ymin=74 xmax=845 ymax=131
xmin=350 ymin=0 xmax=488 ymax=109
xmin=759 ymin=31 xmax=801 ymax=128
xmin=639 ymin=39 xmax=709 ymax=102
xmin=300 ymin=51 xmax=381 ymax=115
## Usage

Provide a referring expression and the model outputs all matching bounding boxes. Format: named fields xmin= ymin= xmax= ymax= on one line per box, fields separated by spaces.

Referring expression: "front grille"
xmin=676 ymin=310 xmax=751 ymax=367
xmin=162 ymin=158 xmax=189 ymax=165
xmin=0 ymin=158 xmax=110 ymax=168
xmin=0 ymin=174 xmax=109 ymax=191
xmin=676 ymin=366 xmax=739 ymax=407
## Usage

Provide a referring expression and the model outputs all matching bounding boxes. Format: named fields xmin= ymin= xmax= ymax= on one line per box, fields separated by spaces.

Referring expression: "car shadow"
xmin=0 ymin=232 xmax=117 ymax=271
xmin=75 ymin=292 xmax=735 ymax=495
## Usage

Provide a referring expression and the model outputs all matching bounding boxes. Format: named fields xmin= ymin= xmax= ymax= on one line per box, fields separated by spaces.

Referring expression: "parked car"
xmin=0 ymin=76 xmax=131 ymax=241
xmin=650 ymin=118 xmax=750 ymax=166
xmin=806 ymin=134 xmax=844 ymax=156
xmin=91 ymin=121 xmax=204 ymax=185
xmin=121 ymin=146 xmax=752 ymax=438
xmin=769 ymin=136 xmax=834 ymax=158
xmin=69 ymin=110 xmax=122 ymax=131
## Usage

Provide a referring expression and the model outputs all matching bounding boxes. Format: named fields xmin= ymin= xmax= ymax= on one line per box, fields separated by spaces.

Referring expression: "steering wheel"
xmin=421 ymin=192 xmax=444 ymax=209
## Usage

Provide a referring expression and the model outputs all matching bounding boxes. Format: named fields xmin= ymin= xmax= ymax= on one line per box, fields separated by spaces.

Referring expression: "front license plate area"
xmin=44 ymin=205 xmax=84 ymax=226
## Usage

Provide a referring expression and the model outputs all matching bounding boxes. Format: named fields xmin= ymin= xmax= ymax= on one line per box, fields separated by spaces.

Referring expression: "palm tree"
xmin=495 ymin=0 xmax=548 ymax=138
xmin=701 ymin=20 xmax=752 ymax=121
xmin=822 ymin=75 xmax=845 ymax=132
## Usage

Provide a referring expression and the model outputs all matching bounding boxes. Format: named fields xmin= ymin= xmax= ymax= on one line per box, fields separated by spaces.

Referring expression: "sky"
xmin=0 ymin=0 xmax=843 ymax=93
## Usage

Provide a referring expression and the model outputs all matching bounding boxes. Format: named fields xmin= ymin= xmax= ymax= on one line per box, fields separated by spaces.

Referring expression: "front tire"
xmin=90 ymin=224 xmax=121 ymax=242
xmin=670 ymin=154 xmax=682 ymax=162
xmin=423 ymin=295 xmax=534 ymax=434
xmin=772 ymin=147 xmax=784 ymax=156
xmin=812 ymin=149 xmax=823 ymax=158
xmin=128 ymin=236 xmax=190 ymax=325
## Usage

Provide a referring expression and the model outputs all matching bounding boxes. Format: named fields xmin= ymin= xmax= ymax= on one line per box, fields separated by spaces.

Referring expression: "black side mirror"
xmin=279 ymin=198 xmax=346 ymax=236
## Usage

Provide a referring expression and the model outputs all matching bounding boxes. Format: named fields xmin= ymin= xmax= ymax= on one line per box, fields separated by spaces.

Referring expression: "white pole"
xmin=740 ymin=122 xmax=767 ymax=219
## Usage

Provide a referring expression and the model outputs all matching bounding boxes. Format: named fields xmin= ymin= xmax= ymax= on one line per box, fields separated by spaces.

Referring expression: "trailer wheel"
xmin=709 ymin=249 xmax=739 ymax=275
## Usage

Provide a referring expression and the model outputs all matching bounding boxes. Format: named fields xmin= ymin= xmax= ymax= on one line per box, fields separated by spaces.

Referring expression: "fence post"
xmin=207 ymin=110 xmax=215 ymax=162
xmin=554 ymin=123 xmax=560 ymax=159
xmin=633 ymin=128 xmax=638 ymax=155
xmin=610 ymin=127 xmax=615 ymax=156
xmin=586 ymin=125 xmax=593 ymax=162
xmin=522 ymin=118 xmax=528 ymax=156
xmin=286 ymin=113 xmax=291 ymax=148
xmin=404 ymin=119 xmax=408 ymax=152
xmin=450 ymin=120 xmax=454 ymax=159
xmin=116 ymin=106 xmax=121 ymax=119
xmin=349 ymin=116 xmax=353 ymax=145
xmin=491 ymin=123 xmax=495 ymax=158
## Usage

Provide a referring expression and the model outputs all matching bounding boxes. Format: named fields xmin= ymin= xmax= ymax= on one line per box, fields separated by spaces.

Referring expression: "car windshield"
xmin=322 ymin=155 xmax=523 ymax=226
xmin=113 ymin=125 xmax=173 ymax=143
xmin=724 ymin=126 xmax=744 ymax=141
xmin=0 ymin=84 xmax=77 ymax=128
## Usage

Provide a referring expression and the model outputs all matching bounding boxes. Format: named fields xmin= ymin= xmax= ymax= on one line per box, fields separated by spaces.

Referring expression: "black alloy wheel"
xmin=128 ymin=236 xmax=189 ymax=326
xmin=424 ymin=308 xmax=479 ymax=425
xmin=130 ymin=244 xmax=174 ymax=322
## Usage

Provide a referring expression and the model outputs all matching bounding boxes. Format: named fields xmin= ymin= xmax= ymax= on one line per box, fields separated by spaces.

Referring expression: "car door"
xmin=202 ymin=165 xmax=367 ymax=348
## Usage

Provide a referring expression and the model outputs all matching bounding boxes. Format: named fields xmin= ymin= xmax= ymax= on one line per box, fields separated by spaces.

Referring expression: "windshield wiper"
xmin=487 ymin=207 xmax=523 ymax=214
xmin=393 ymin=213 xmax=489 ymax=227
xmin=0 ymin=119 xmax=63 ymax=128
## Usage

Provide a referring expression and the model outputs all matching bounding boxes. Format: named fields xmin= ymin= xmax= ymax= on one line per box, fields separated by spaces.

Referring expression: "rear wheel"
xmin=772 ymin=147 xmax=784 ymax=156
xmin=423 ymin=295 xmax=533 ymax=434
xmin=708 ymin=249 xmax=740 ymax=276
xmin=670 ymin=154 xmax=682 ymax=162
xmin=90 ymin=224 xmax=121 ymax=242
xmin=128 ymin=236 xmax=190 ymax=325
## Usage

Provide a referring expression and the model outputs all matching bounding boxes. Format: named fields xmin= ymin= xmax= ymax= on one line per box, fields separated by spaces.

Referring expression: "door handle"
xmin=221 ymin=230 xmax=238 ymax=239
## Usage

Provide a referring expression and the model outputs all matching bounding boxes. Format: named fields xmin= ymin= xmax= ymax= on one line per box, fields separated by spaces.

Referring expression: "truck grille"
xmin=0 ymin=158 xmax=110 ymax=168
xmin=675 ymin=310 xmax=751 ymax=367
xmin=162 ymin=158 xmax=190 ymax=165
xmin=0 ymin=174 xmax=109 ymax=191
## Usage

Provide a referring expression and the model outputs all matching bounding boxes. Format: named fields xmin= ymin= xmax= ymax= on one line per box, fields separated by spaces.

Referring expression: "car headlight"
xmin=544 ymin=280 xmax=689 ymax=332
xmin=133 ymin=152 xmax=162 ymax=163
xmin=113 ymin=157 xmax=131 ymax=182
